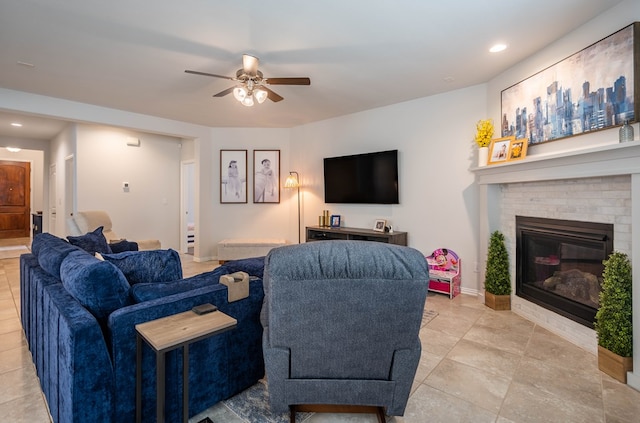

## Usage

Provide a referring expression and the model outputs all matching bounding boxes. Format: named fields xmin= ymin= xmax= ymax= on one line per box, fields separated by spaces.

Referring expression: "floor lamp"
xmin=284 ymin=171 xmax=301 ymax=243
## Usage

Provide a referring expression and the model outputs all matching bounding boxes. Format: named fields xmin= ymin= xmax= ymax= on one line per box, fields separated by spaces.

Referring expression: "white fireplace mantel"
xmin=472 ymin=140 xmax=640 ymax=392
xmin=473 ymin=142 xmax=640 ymax=185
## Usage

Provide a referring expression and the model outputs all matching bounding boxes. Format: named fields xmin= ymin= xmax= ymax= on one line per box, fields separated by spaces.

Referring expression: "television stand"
xmin=305 ymin=226 xmax=407 ymax=246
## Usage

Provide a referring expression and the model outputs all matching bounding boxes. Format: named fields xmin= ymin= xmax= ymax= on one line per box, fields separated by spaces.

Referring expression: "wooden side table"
xmin=135 ymin=308 xmax=237 ymax=423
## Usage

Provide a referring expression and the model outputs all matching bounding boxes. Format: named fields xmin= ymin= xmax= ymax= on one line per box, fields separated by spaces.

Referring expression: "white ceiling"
xmin=0 ymin=0 xmax=624 ymax=140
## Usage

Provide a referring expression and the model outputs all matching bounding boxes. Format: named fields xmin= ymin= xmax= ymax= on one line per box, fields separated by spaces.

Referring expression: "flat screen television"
xmin=323 ymin=149 xmax=399 ymax=204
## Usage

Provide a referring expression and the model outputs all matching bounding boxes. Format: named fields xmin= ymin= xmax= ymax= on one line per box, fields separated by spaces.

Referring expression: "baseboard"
xmin=460 ymin=286 xmax=479 ymax=297
xmin=193 ymin=255 xmax=214 ymax=263
xmin=626 ymin=370 xmax=640 ymax=392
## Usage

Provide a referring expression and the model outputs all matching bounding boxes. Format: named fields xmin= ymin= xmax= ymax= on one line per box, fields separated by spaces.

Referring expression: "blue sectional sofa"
xmin=20 ymin=233 xmax=265 ymax=423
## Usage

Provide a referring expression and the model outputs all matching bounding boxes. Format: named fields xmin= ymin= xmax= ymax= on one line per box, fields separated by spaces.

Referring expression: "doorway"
xmin=181 ymin=160 xmax=195 ymax=254
xmin=0 ymin=160 xmax=31 ymax=239
xmin=49 ymin=164 xmax=57 ymax=235
xmin=64 ymin=155 xmax=75 ymax=234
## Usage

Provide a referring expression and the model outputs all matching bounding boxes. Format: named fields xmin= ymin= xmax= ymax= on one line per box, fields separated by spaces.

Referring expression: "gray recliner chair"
xmin=261 ymin=240 xmax=429 ymax=422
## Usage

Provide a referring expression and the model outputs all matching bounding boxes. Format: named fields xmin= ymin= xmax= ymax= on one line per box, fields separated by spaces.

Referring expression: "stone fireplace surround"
xmin=474 ymin=141 xmax=640 ymax=391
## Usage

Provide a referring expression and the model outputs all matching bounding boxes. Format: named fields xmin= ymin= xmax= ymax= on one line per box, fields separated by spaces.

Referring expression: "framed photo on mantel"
xmin=488 ymin=136 xmax=513 ymax=165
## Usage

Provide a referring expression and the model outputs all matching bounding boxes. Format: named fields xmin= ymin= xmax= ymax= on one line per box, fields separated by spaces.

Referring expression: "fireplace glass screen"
xmin=516 ymin=216 xmax=613 ymax=327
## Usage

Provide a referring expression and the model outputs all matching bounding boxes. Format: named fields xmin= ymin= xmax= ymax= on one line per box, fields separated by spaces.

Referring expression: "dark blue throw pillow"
xmin=67 ymin=226 xmax=113 ymax=255
xmin=109 ymin=239 xmax=139 ymax=253
xmin=100 ymin=249 xmax=183 ymax=285
xmin=60 ymin=250 xmax=131 ymax=321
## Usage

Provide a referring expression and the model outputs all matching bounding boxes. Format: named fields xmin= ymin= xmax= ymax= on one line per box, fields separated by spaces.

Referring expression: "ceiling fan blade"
xmin=213 ymin=86 xmax=235 ymax=97
xmin=185 ymin=69 xmax=234 ymax=80
xmin=242 ymin=54 xmax=259 ymax=77
xmin=265 ymin=77 xmax=311 ymax=85
xmin=262 ymin=86 xmax=284 ymax=102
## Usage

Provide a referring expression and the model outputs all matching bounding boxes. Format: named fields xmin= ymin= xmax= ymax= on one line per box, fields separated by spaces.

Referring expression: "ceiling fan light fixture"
xmin=233 ymin=86 xmax=248 ymax=101
xmin=254 ymin=88 xmax=268 ymax=104
xmin=241 ymin=95 xmax=254 ymax=107
xmin=186 ymin=54 xmax=310 ymax=106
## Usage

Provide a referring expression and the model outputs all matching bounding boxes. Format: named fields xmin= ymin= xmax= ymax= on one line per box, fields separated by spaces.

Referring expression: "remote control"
xmin=192 ymin=303 xmax=217 ymax=315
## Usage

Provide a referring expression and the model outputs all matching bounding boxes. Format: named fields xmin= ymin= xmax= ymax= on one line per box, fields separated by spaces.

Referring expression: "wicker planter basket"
xmin=598 ymin=345 xmax=633 ymax=383
xmin=485 ymin=292 xmax=511 ymax=311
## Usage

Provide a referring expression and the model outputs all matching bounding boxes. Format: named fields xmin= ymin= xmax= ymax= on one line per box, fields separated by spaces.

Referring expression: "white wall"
xmin=291 ymin=84 xmax=487 ymax=293
xmin=0 ymin=88 xmax=214 ymax=252
xmin=197 ymin=127 xmax=294 ymax=260
xmin=75 ymin=124 xmax=182 ymax=249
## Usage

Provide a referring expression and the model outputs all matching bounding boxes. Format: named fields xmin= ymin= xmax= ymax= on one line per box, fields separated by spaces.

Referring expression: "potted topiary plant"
xmin=595 ymin=251 xmax=633 ymax=383
xmin=484 ymin=230 xmax=511 ymax=310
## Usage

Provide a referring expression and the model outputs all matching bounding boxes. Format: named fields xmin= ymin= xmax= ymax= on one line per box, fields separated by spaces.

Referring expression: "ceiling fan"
xmin=185 ymin=54 xmax=310 ymax=106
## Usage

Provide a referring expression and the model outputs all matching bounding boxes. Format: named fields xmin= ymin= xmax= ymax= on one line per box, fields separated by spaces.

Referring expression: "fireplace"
xmin=515 ymin=216 xmax=613 ymax=328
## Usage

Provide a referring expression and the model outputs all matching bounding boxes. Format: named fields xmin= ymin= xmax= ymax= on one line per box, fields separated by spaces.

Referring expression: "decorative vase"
xmin=619 ymin=120 xmax=634 ymax=142
xmin=478 ymin=147 xmax=489 ymax=167
xmin=598 ymin=345 xmax=633 ymax=383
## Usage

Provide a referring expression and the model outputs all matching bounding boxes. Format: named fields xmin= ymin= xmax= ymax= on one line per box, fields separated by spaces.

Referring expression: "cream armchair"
xmin=67 ymin=210 xmax=161 ymax=251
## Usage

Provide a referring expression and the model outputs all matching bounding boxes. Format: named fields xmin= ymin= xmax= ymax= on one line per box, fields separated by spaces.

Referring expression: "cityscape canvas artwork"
xmin=501 ymin=22 xmax=638 ymax=145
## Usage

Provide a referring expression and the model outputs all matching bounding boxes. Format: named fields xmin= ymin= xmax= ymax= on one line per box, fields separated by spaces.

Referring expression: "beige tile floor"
xmin=1 ymin=237 xmax=640 ymax=422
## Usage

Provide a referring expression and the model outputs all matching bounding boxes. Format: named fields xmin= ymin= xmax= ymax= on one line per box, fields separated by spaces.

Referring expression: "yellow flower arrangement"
xmin=475 ymin=119 xmax=494 ymax=148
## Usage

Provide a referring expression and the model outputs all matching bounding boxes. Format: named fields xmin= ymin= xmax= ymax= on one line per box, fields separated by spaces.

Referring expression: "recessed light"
xmin=17 ymin=61 xmax=35 ymax=68
xmin=490 ymin=44 xmax=507 ymax=53
xmin=10 ymin=122 xmax=22 ymax=127
xmin=6 ymin=147 xmax=22 ymax=153
xmin=443 ymin=76 xmax=455 ymax=83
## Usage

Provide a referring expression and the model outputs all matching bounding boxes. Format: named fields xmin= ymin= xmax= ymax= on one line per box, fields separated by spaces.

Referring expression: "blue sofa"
xmin=20 ymin=233 xmax=265 ymax=423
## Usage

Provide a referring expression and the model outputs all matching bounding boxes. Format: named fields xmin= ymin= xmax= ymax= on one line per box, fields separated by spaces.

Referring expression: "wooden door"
xmin=0 ymin=161 xmax=31 ymax=239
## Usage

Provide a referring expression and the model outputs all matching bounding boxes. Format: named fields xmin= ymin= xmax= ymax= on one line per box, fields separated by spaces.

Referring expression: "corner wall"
xmin=75 ymin=124 xmax=182 ymax=249
xmin=291 ymin=84 xmax=487 ymax=293
xmin=198 ymin=127 xmax=293 ymax=261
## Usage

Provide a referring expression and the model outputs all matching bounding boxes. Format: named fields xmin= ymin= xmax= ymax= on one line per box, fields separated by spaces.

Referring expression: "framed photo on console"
xmin=253 ymin=150 xmax=280 ymax=203
xmin=373 ymin=219 xmax=386 ymax=232
xmin=220 ymin=150 xmax=247 ymax=203
xmin=330 ymin=215 xmax=341 ymax=228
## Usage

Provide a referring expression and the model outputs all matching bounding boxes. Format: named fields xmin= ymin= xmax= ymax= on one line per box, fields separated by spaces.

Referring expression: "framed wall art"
xmin=488 ymin=136 xmax=513 ymax=165
xmin=501 ymin=22 xmax=639 ymax=145
xmin=253 ymin=149 xmax=280 ymax=203
xmin=220 ymin=150 xmax=247 ymax=203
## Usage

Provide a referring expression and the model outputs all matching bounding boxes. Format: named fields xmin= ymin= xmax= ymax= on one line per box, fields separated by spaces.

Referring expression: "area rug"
xmin=193 ymin=379 xmax=313 ymax=423
xmin=0 ymin=245 xmax=29 ymax=260
xmin=193 ymin=310 xmax=437 ymax=423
